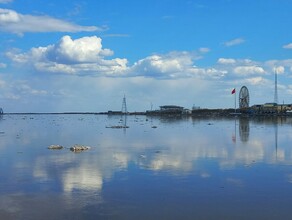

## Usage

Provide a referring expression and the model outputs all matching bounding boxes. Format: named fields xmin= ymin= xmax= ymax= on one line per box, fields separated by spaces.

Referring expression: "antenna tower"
xmin=274 ymin=68 xmax=278 ymax=104
xmin=121 ymin=95 xmax=127 ymax=114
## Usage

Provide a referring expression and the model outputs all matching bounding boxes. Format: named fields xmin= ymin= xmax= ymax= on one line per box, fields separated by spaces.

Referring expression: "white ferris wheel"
xmin=239 ymin=86 xmax=250 ymax=109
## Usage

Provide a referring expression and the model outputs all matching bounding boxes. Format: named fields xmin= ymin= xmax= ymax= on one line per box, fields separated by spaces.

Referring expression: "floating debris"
xmin=106 ymin=125 xmax=129 ymax=129
xmin=48 ymin=145 xmax=63 ymax=150
xmin=70 ymin=144 xmax=91 ymax=152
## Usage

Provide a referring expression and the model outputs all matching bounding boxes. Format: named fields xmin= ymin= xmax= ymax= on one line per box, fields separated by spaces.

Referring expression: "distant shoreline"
xmin=1 ymin=109 xmax=292 ymax=117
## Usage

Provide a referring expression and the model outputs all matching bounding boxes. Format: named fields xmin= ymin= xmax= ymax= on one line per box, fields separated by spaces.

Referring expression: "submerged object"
xmin=70 ymin=144 xmax=91 ymax=152
xmin=48 ymin=145 xmax=63 ymax=150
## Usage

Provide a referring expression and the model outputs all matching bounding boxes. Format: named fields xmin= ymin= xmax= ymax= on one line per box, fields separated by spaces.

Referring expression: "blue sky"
xmin=1 ymin=0 xmax=292 ymax=112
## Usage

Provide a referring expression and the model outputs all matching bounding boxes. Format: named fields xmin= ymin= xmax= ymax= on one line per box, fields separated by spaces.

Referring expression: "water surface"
xmin=0 ymin=114 xmax=292 ymax=220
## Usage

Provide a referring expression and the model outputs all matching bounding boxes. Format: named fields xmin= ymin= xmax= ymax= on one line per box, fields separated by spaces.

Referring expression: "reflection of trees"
xmin=252 ymin=116 xmax=291 ymax=125
xmin=147 ymin=115 xmax=190 ymax=124
xmin=239 ymin=118 xmax=249 ymax=142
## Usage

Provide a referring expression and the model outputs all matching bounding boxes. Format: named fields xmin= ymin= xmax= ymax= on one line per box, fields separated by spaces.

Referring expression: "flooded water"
xmin=1 ymin=114 xmax=292 ymax=220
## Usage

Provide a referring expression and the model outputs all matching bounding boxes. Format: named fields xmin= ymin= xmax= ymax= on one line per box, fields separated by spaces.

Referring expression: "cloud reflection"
xmin=1 ymin=115 xmax=292 ymax=196
xmin=63 ymin=166 xmax=103 ymax=192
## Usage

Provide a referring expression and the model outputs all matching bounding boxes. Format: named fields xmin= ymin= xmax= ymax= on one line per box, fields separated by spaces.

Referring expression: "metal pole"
xmin=235 ymin=89 xmax=236 ymax=113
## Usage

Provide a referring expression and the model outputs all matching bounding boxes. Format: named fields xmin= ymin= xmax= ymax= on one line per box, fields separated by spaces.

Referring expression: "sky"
xmin=1 ymin=0 xmax=292 ymax=113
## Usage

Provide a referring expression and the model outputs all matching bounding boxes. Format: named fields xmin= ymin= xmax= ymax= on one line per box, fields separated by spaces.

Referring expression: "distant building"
xmin=146 ymin=105 xmax=185 ymax=115
xmin=159 ymin=105 xmax=184 ymax=114
xmin=192 ymin=104 xmax=200 ymax=110
xmin=250 ymin=103 xmax=292 ymax=114
xmin=0 ymin=108 xmax=3 ymax=114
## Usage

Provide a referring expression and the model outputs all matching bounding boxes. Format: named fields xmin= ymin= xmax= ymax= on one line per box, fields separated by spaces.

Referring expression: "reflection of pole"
xmin=232 ymin=117 xmax=237 ymax=143
xmin=123 ymin=114 xmax=127 ymax=134
xmin=275 ymin=121 xmax=278 ymax=160
xmin=233 ymin=117 xmax=236 ymax=143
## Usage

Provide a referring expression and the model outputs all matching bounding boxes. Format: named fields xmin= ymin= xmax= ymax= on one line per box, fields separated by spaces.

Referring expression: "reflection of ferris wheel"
xmin=239 ymin=86 xmax=249 ymax=108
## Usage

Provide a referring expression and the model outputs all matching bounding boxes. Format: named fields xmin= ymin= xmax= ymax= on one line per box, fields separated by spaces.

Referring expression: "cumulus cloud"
xmin=11 ymin=35 xmax=290 ymax=83
xmin=0 ymin=8 xmax=100 ymax=34
xmin=244 ymin=76 xmax=268 ymax=85
xmin=234 ymin=66 xmax=265 ymax=75
xmin=223 ymin=38 xmax=245 ymax=47
xmin=283 ymin=43 xmax=292 ymax=49
xmin=8 ymin=39 xmax=220 ymax=79
xmin=130 ymin=51 xmax=226 ymax=79
xmin=265 ymin=59 xmax=292 ymax=73
xmin=131 ymin=52 xmax=192 ymax=78
xmin=46 ymin=35 xmax=114 ymax=64
xmin=7 ymin=35 xmax=128 ymax=76
xmin=216 ymin=58 xmax=269 ymax=78
xmin=217 ymin=58 xmax=236 ymax=65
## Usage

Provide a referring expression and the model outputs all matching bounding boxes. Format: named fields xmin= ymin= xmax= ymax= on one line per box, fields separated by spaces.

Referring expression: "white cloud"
xmin=217 ymin=58 xmax=236 ymax=65
xmin=223 ymin=38 xmax=245 ymax=47
xmin=0 ymin=8 xmax=100 ymax=34
xmin=7 ymin=35 xmax=128 ymax=76
xmin=199 ymin=47 xmax=210 ymax=53
xmin=244 ymin=76 xmax=268 ymax=85
xmin=46 ymin=35 xmax=114 ymax=64
xmin=283 ymin=43 xmax=292 ymax=49
xmin=9 ymin=35 xmax=290 ymax=84
xmin=275 ymin=66 xmax=285 ymax=74
xmin=9 ymin=81 xmax=48 ymax=97
xmin=8 ymin=41 xmax=215 ymax=78
xmin=0 ymin=78 xmax=48 ymax=103
xmin=216 ymin=58 xmax=270 ymax=78
xmin=131 ymin=53 xmax=190 ymax=78
xmin=264 ymin=59 xmax=292 ymax=74
xmin=130 ymin=51 xmax=222 ymax=79
xmin=234 ymin=66 xmax=265 ymax=75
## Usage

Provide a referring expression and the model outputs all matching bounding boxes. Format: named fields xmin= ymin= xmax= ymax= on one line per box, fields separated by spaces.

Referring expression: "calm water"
xmin=1 ymin=114 xmax=292 ymax=220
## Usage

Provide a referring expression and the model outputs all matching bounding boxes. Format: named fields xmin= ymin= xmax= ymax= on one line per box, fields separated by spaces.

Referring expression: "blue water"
xmin=0 ymin=114 xmax=292 ymax=219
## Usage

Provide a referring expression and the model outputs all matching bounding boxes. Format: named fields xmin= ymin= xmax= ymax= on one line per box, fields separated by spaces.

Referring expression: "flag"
xmin=231 ymin=88 xmax=236 ymax=94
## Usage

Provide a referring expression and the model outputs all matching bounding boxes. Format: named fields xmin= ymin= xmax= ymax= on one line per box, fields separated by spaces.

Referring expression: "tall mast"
xmin=274 ymin=68 xmax=278 ymax=104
